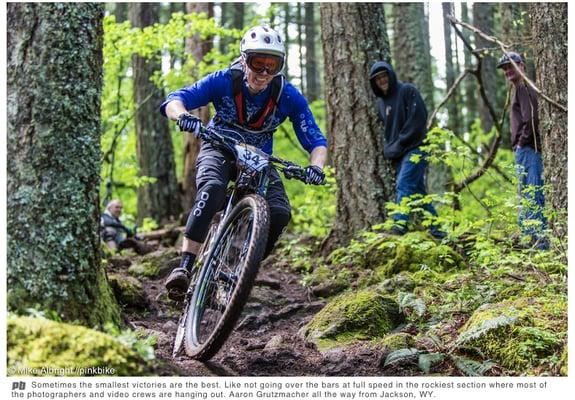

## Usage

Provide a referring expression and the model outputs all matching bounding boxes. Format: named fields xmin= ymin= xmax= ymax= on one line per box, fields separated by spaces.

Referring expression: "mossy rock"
xmin=456 ymin=297 xmax=566 ymax=373
xmin=7 ymin=316 xmax=150 ymax=376
xmin=129 ymin=249 xmax=179 ymax=279
xmin=299 ymin=289 xmax=404 ymax=351
xmin=372 ymin=233 xmax=464 ymax=278
xmin=106 ymin=255 xmax=133 ymax=271
xmin=108 ymin=274 xmax=149 ymax=309
xmin=307 ymin=264 xmax=352 ymax=298
xmin=317 ymin=232 xmax=464 ymax=297
xmin=373 ymin=332 xmax=416 ymax=353
xmin=559 ymin=345 xmax=567 ymax=376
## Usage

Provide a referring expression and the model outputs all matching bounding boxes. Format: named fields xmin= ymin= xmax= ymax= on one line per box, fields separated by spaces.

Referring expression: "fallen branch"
xmin=139 ymin=226 xmax=184 ymax=241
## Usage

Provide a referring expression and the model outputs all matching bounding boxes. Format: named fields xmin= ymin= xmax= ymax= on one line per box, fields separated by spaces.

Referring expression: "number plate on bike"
xmin=234 ymin=144 xmax=269 ymax=172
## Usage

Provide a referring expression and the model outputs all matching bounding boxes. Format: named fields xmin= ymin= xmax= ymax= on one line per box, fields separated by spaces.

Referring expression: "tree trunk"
xmin=530 ymin=3 xmax=568 ymax=226
xmin=392 ymin=3 xmax=434 ymax=110
xmin=129 ymin=3 xmax=181 ymax=225
xmin=321 ymin=3 xmax=395 ymax=248
xmin=219 ymin=2 xmax=229 ymax=53
xmin=182 ymin=2 xmax=214 ymax=212
xmin=304 ymin=3 xmax=320 ymax=101
xmin=297 ymin=3 xmax=305 ymax=94
xmin=7 ymin=3 xmax=121 ymax=326
xmin=283 ymin=3 xmax=290 ymax=80
xmin=442 ymin=2 xmax=460 ymax=134
xmin=114 ymin=2 xmax=128 ymax=23
xmin=461 ymin=3 xmax=477 ymax=132
xmin=473 ymin=3 xmax=496 ymax=134
xmin=233 ymin=3 xmax=244 ymax=30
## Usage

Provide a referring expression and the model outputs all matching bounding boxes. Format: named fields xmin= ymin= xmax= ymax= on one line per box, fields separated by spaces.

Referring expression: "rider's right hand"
xmin=176 ymin=112 xmax=202 ymax=137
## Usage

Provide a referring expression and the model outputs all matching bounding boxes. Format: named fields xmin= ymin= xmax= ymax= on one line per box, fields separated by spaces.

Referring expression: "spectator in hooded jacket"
xmin=497 ymin=52 xmax=548 ymax=250
xmin=369 ymin=61 xmax=444 ymax=239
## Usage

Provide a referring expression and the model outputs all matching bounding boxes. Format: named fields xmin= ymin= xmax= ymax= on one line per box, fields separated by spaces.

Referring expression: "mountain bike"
xmin=172 ymin=126 xmax=319 ymax=361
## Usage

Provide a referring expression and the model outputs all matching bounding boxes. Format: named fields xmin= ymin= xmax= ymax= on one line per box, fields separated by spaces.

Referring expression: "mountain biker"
xmin=160 ymin=26 xmax=328 ymax=300
xmin=369 ymin=60 xmax=445 ymax=239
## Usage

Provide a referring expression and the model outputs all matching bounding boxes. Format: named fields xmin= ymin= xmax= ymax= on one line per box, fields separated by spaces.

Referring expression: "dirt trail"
xmin=124 ymin=254 xmax=391 ymax=376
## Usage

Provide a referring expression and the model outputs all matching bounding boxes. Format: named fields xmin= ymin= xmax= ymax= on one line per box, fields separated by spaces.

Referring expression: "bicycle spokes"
xmin=191 ymin=208 xmax=255 ymax=347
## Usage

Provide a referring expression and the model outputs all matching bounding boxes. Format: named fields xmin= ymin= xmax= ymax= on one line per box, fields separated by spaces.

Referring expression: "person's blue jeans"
xmin=514 ymin=146 xmax=548 ymax=248
xmin=393 ymin=148 xmax=442 ymax=236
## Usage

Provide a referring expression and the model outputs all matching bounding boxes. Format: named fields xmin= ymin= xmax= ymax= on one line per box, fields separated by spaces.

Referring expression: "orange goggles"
xmin=245 ymin=53 xmax=283 ymax=75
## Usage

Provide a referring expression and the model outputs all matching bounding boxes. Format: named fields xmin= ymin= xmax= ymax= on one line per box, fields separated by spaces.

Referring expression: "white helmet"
xmin=240 ymin=26 xmax=285 ymax=59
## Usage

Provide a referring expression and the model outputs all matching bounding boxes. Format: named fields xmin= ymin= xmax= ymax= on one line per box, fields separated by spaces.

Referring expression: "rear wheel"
xmin=184 ymin=194 xmax=270 ymax=360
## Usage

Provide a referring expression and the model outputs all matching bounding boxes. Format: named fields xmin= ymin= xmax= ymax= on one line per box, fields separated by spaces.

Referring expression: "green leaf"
xmin=383 ymin=348 xmax=420 ymax=367
xmin=418 ymin=352 xmax=445 ymax=374
xmin=450 ymin=354 xmax=494 ymax=376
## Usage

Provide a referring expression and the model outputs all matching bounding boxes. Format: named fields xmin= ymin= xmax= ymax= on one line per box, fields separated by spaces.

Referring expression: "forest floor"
xmin=117 ymin=243 xmax=416 ymax=377
xmin=109 ymin=227 xmax=567 ymax=377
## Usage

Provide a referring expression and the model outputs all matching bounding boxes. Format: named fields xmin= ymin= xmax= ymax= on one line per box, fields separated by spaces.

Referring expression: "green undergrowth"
xmin=455 ymin=296 xmax=566 ymax=373
xmin=278 ymin=225 xmax=567 ymax=375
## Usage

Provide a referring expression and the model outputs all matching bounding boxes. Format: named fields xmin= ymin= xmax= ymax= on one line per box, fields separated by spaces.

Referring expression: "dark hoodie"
xmin=369 ymin=61 xmax=428 ymax=160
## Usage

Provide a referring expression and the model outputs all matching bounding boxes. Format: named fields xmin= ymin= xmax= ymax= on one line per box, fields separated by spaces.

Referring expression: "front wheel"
xmin=184 ymin=194 xmax=270 ymax=360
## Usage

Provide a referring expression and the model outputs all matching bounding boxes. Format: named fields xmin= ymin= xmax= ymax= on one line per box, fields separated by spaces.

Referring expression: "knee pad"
xmin=184 ymin=183 xmax=227 ymax=243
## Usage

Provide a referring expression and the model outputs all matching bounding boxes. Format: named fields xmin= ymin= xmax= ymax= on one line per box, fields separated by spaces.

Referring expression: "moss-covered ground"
xmin=7 ymin=315 xmax=152 ymax=376
xmin=280 ymin=229 xmax=567 ymax=376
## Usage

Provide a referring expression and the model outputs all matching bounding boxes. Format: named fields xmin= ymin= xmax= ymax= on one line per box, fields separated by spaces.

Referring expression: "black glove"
xmin=305 ymin=165 xmax=325 ymax=185
xmin=176 ymin=112 xmax=201 ymax=136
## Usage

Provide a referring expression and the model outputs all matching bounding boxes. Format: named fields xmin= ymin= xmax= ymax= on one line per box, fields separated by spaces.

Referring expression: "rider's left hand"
xmin=305 ymin=165 xmax=325 ymax=185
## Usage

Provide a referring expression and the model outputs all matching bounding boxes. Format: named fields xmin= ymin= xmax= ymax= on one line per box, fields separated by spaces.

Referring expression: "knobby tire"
xmin=183 ymin=194 xmax=270 ymax=360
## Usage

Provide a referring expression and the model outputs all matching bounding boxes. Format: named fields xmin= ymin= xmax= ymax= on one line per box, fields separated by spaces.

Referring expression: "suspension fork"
xmin=256 ymin=165 xmax=272 ymax=197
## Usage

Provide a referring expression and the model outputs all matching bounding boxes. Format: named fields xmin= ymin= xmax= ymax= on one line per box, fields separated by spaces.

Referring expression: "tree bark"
xmin=297 ymin=3 xmax=305 ymax=94
xmin=473 ymin=3 xmax=497 ymax=134
xmin=320 ymin=3 xmax=395 ymax=249
xmin=442 ymin=3 xmax=460 ymax=134
xmin=392 ymin=3 xmax=434 ymax=110
xmin=304 ymin=3 xmax=320 ymax=101
xmin=461 ymin=3 xmax=478 ymax=132
xmin=129 ymin=3 xmax=181 ymax=225
xmin=182 ymin=3 xmax=214 ymax=212
xmin=283 ymin=3 xmax=290 ymax=80
xmin=114 ymin=2 xmax=128 ymax=23
xmin=219 ymin=2 xmax=229 ymax=53
xmin=530 ymin=3 xmax=568 ymax=225
xmin=233 ymin=2 xmax=244 ymax=30
xmin=7 ymin=3 xmax=121 ymax=326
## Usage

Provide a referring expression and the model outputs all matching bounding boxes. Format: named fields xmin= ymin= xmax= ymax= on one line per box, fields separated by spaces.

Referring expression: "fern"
xmin=450 ymin=354 xmax=495 ymax=376
xmin=398 ymin=292 xmax=426 ymax=317
xmin=454 ymin=314 xmax=519 ymax=348
xmin=418 ymin=353 xmax=445 ymax=374
xmin=383 ymin=348 xmax=420 ymax=367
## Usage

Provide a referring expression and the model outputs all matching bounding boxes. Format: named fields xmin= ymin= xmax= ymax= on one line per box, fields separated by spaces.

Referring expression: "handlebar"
xmin=196 ymin=126 xmax=322 ymax=185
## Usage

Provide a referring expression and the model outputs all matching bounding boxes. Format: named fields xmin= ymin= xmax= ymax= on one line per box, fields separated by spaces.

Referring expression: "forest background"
xmin=5 ymin=2 xmax=569 ymax=377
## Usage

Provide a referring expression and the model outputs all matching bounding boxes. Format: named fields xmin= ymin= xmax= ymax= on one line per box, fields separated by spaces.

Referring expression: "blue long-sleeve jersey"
xmin=160 ymin=68 xmax=327 ymax=155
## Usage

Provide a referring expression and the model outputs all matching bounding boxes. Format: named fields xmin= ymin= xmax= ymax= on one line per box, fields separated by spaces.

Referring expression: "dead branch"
xmin=449 ymin=15 xmax=567 ymax=113
xmin=426 ymin=61 xmax=511 ymax=185
xmin=427 ymin=69 xmax=470 ymax=131
xmin=139 ymin=226 xmax=184 ymax=241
